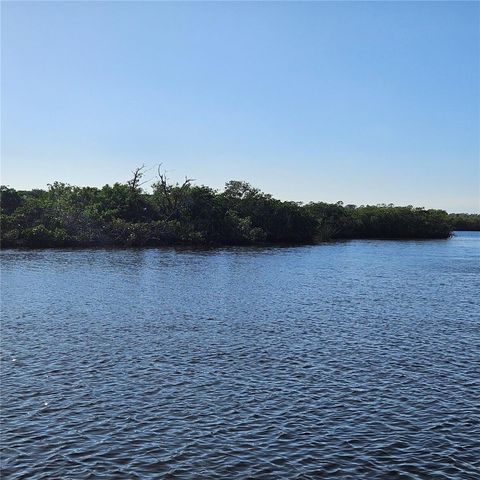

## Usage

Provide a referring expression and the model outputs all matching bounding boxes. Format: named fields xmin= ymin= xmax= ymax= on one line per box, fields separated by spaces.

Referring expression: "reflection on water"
xmin=1 ymin=232 xmax=479 ymax=478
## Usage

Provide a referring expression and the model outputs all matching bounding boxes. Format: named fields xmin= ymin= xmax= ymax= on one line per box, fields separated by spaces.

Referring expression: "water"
xmin=1 ymin=232 xmax=479 ymax=479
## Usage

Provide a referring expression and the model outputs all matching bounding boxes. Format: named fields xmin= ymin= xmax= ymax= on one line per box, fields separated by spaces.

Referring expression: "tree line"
xmin=1 ymin=167 xmax=476 ymax=248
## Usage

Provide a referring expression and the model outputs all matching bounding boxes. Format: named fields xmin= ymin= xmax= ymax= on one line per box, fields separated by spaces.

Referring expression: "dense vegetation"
xmin=448 ymin=213 xmax=480 ymax=232
xmin=0 ymin=168 xmax=473 ymax=248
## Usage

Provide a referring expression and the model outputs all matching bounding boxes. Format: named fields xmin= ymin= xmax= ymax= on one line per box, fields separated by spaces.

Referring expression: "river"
xmin=1 ymin=232 xmax=479 ymax=478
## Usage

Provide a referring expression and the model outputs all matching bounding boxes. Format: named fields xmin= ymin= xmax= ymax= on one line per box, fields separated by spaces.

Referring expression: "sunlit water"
xmin=1 ymin=232 xmax=479 ymax=479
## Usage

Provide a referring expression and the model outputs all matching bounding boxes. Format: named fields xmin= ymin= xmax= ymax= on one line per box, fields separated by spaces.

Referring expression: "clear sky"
xmin=2 ymin=1 xmax=479 ymax=212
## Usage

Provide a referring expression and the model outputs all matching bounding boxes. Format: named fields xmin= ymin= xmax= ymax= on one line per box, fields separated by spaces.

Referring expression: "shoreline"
xmin=3 ymin=232 xmax=473 ymax=251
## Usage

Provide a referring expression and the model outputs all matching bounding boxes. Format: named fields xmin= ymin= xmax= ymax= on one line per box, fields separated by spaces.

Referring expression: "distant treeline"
xmin=448 ymin=213 xmax=480 ymax=232
xmin=0 ymin=169 xmax=477 ymax=248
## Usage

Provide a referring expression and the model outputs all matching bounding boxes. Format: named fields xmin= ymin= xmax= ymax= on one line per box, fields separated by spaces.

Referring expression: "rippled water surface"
xmin=1 ymin=232 xmax=479 ymax=479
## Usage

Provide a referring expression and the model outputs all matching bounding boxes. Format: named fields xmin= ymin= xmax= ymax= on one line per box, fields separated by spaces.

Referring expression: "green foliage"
xmin=448 ymin=213 xmax=480 ymax=231
xmin=306 ymin=203 xmax=451 ymax=239
xmin=0 ymin=186 xmax=22 ymax=215
xmin=0 ymin=171 xmax=460 ymax=248
xmin=23 ymin=225 xmax=73 ymax=247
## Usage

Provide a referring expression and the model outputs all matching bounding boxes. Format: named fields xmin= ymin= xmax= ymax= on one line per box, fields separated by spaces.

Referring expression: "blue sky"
xmin=2 ymin=1 xmax=479 ymax=212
